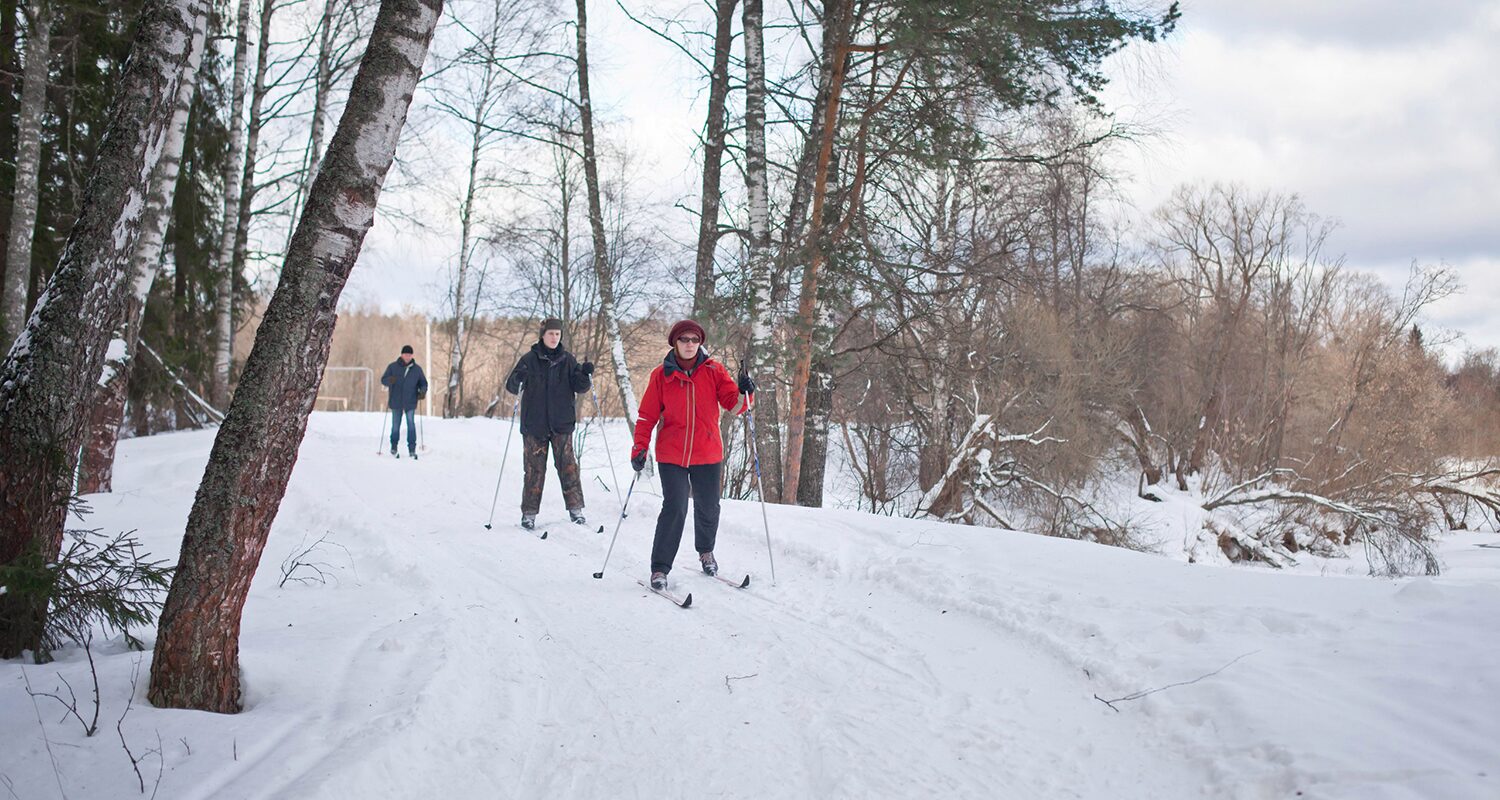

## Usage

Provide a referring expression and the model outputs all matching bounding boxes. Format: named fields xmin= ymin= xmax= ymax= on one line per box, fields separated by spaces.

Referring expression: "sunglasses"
xmin=676 ymin=336 xmax=701 ymax=344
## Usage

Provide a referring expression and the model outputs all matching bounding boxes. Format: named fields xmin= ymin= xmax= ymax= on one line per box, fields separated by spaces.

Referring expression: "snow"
xmin=2 ymin=412 xmax=1497 ymax=799
xmin=97 ymin=338 xmax=128 ymax=387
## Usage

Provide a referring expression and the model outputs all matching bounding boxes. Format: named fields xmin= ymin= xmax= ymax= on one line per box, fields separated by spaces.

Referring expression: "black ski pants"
xmin=650 ymin=461 xmax=721 ymax=575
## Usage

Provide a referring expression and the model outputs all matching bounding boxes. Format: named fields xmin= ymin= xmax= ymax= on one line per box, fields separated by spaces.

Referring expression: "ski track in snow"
xmin=2 ymin=413 xmax=1497 ymax=799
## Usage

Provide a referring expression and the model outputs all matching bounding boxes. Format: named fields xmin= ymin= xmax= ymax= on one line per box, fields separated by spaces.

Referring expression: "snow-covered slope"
xmin=3 ymin=413 xmax=1496 ymax=799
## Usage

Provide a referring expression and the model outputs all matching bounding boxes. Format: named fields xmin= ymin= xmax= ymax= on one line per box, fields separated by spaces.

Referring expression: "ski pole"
xmin=419 ymin=404 xmax=427 ymax=452
xmin=590 ymin=386 xmax=625 ymax=518
xmin=593 ymin=470 xmax=640 ymax=579
xmin=744 ymin=396 xmax=777 ymax=585
xmin=482 ymin=395 xmax=521 ymax=529
xmin=377 ymin=407 xmax=389 ymax=455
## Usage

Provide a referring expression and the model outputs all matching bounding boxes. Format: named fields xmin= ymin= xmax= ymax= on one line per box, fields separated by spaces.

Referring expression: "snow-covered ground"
xmin=2 ymin=412 xmax=1497 ymax=799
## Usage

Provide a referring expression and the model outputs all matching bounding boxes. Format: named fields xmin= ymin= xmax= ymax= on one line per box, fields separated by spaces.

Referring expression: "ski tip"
xmin=682 ymin=593 xmax=693 ymax=608
xmin=596 ymin=525 xmax=604 ymax=534
xmin=540 ymin=531 xmax=549 ymax=540
xmin=739 ymin=575 xmax=751 ymax=589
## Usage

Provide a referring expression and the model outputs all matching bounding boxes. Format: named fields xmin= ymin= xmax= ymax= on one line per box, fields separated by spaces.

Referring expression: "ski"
xmin=707 ymin=573 xmax=750 ymax=589
xmin=678 ymin=563 xmax=750 ymax=589
xmin=637 ymin=580 xmax=692 ymax=608
xmin=516 ymin=525 xmax=548 ymax=540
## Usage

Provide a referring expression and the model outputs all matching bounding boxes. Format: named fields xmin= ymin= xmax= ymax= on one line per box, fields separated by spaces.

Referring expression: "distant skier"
xmin=630 ymin=319 xmax=755 ymax=590
xmin=505 ymin=318 xmax=594 ymax=530
xmin=381 ymin=345 xmax=428 ymax=459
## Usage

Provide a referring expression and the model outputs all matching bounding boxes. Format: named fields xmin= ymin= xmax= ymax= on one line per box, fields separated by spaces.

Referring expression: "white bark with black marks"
xmin=440 ymin=0 xmax=512 ymax=417
xmin=79 ymin=8 xmax=210 ymax=495
xmin=211 ymin=0 xmax=253 ymax=409
xmin=307 ymin=0 xmax=337 ymax=187
xmin=691 ymin=0 xmax=738 ymax=321
xmin=447 ymin=122 xmax=480 ymax=416
xmin=1 ymin=0 xmax=51 ymax=347
xmin=0 ymin=0 xmax=210 ymax=659
xmin=742 ymin=0 xmax=781 ymax=501
xmin=149 ymin=0 xmax=444 ymax=712
xmin=574 ymin=0 xmax=635 ymax=424
xmin=229 ymin=0 xmax=277 ymax=302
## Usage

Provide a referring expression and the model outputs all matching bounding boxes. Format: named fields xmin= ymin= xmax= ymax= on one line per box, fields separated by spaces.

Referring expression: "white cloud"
xmin=344 ymin=0 xmax=1500 ymax=353
xmin=1103 ymin=1 xmax=1500 ymax=347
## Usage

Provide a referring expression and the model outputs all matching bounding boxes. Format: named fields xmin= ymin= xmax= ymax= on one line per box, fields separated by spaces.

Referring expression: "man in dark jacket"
xmin=381 ymin=345 xmax=428 ymax=459
xmin=505 ymin=318 xmax=593 ymax=529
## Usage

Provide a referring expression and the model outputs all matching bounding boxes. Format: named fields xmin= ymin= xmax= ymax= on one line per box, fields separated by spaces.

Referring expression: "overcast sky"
xmin=346 ymin=0 xmax=1500 ymax=355
xmin=1100 ymin=0 xmax=1500 ymax=353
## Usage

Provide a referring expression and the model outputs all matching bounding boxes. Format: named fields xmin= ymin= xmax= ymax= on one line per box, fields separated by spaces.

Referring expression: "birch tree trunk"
xmin=917 ymin=166 xmax=957 ymax=492
xmin=307 ymin=0 xmax=336 ymax=184
xmin=798 ymin=313 xmax=836 ymax=506
xmin=1 ymin=0 xmax=51 ymax=347
xmin=210 ymin=0 xmax=253 ymax=409
xmin=446 ymin=121 xmax=482 ymax=416
xmin=741 ymin=0 xmax=782 ymax=501
xmin=149 ymin=0 xmax=443 ymax=712
xmin=78 ymin=9 xmax=210 ymax=495
xmin=229 ymin=0 xmax=277 ymax=298
xmin=573 ymin=0 xmax=636 ymax=424
xmin=442 ymin=0 xmax=507 ymax=417
xmin=690 ymin=0 xmax=738 ymax=323
xmin=0 ymin=0 xmax=208 ymax=659
xmin=0 ymin=0 xmax=19 ymax=274
xmin=286 ymin=0 xmax=337 ymax=237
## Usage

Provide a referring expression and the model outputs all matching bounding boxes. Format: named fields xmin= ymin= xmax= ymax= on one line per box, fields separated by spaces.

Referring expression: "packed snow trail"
xmin=2 ymin=413 xmax=1496 ymax=799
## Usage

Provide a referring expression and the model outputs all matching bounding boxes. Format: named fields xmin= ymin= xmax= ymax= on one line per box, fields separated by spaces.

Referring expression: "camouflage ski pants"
xmin=521 ymin=432 xmax=584 ymax=515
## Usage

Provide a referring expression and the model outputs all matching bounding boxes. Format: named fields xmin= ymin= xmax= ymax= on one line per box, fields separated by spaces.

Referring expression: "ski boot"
xmin=409 ymin=450 xmax=418 ymax=461
xmin=569 ymin=508 xmax=587 ymax=526
xmin=650 ymin=571 xmax=668 ymax=591
xmin=699 ymin=552 xmax=718 ymax=577
xmin=520 ymin=514 xmax=536 ymax=531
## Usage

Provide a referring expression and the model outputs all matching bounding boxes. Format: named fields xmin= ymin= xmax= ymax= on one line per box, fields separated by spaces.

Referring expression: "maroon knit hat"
xmin=668 ymin=319 xmax=706 ymax=346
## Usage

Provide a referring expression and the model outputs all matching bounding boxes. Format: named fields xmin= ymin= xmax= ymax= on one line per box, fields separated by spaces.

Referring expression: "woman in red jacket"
xmin=631 ymin=319 xmax=755 ymax=590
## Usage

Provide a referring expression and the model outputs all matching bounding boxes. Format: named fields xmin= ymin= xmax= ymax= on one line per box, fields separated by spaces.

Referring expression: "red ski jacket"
xmin=632 ymin=352 xmax=751 ymax=467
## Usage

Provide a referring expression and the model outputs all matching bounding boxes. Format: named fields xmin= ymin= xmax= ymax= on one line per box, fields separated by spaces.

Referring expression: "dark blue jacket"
xmin=505 ymin=343 xmax=590 ymax=436
xmin=381 ymin=359 xmax=428 ymax=411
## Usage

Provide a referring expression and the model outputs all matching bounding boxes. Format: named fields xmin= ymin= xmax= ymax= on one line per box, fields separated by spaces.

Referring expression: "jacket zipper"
xmin=684 ymin=374 xmax=696 ymax=465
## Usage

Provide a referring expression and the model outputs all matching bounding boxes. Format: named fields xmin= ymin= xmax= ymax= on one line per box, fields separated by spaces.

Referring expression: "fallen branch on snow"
xmin=1094 ymin=651 xmax=1258 ymax=713
xmin=724 ymin=673 xmax=758 ymax=694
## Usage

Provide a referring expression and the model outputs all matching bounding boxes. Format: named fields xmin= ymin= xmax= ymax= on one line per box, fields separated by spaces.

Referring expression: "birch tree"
xmin=779 ymin=0 xmax=1179 ymax=502
xmin=1 ymin=0 xmax=52 ymax=347
xmin=78 ymin=8 xmax=211 ymax=495
xmin=0 ymin=0 xmax=210 ymax=659
xmin=573 ymin=0 xmax=635 ymax=424
xmin=742 ymin=0 xmax=782 ymax=499
xmin=150 ymin=0 xmax=444 ymax=712
xmin=289 ymin=0 xmax=374 ymax=237
xmin=428 ymin=0 xmax=532 ymax=416
xmin=210 ymin=0 xmax=254 ymax=408
xmin=227 ymin=0 xmax=279 ymax=305
xmin=690 ymin=0 xmax=738 ymax=322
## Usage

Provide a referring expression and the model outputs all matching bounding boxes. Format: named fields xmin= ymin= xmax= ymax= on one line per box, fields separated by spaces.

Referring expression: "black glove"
xmin=631 ymin=451 xmax=647 ymax=472
xmin=417 ymin=391 xmax=427 ymax=401
xmin=580 ymin=361 xmax=594 ymax=375
xmin=737 ymin=371 xmax=756 ymax=395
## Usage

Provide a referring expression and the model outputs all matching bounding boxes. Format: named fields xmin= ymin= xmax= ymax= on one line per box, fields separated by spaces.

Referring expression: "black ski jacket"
xmin=504 ymin=343 xmax=591 ymax=436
